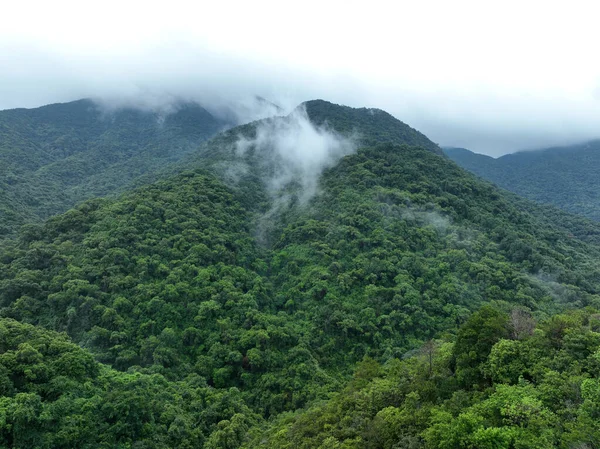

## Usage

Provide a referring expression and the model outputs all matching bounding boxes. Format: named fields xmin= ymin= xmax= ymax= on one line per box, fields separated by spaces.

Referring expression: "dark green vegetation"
xmin=304 ymin=100 xmax=442 ymax=154
xmin=0 ymin=318 xmax=259 ymax=448
xmin=0 ymin=99 xmax=228 ymax=237
xmin=253 ymin=307 xmax=600 ymax=448
xmin=1 ymin=100 xmax=600 ymax=447
xmin=445 ymin=141 xmax=600 ymax=221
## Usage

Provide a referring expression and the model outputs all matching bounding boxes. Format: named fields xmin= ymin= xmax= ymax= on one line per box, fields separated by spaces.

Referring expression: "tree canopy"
xmin=1 ymin=100 xmax=600 ymax=447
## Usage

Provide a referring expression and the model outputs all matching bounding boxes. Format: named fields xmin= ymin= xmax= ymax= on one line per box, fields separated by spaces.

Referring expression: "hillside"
xmin=0 ymin=98 xmax=442 ymax=239
xmin=445 ymin=141 xmax=600 ymax=220
xmin=2 ymin=95 xmax=600 ymax=445
xmin=304 ymin=100 xmax=442 ymax=154
xmin=0 ymin=99 xmax=229 ymax=236
xmin=1 ymin=101 xmax=600 ymax=447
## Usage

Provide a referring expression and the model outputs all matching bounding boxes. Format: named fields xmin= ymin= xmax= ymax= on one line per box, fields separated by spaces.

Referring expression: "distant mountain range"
xmin=0 ymin=99 xmax=230 ymax=235
xmin=445 ymin=140 xmax=600 ymax=220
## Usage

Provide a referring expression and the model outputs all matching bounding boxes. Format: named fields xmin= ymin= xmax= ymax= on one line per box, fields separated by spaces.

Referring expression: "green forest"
xmin=0 ymin=100 xmax=227 ymax=238
xmin=1 ymin=100 xmax=600 ymax=448
xmin=445 ymin=142 xmax=600 ymax=221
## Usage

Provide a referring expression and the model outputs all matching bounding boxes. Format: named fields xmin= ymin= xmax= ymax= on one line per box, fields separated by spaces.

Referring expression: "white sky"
xmin=1 ymin=0 xmax=600 ymax=155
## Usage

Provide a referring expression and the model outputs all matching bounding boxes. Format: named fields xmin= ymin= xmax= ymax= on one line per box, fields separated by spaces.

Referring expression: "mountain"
xmin=445 ymin=140 xmax=600 ymax=221
xmin=304 ymin=99 xmax=443 ymax=154
xmin=0 ymin=99 xmax=229 ymax=236
xmin=1 ymin=100 xmax=600 ymax=447
xmin=178 ymin=99 xmax=443 ymax=184
xmin=0 ymin=98 xmax=441 ymax=239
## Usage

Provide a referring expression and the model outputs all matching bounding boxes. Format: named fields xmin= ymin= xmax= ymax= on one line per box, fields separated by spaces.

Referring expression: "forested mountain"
xmin=303 ymin=100 xmax=442 ymax=154
xmin=0 ymin=99 xmax=229 ymax=236
xmin=445 ymin=141 xmax=600 ymax=220
xmin=1 ymin=100 xmax=600 ymax=447
xmin=0 ymin=98 xmax=439 ymax=239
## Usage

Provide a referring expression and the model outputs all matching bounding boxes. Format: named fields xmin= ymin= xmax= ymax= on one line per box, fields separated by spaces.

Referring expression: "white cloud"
xmin=1 ymin=0 xmax=600 ymax=155
xmin=237 ymin=105 xmax=356 ymax=202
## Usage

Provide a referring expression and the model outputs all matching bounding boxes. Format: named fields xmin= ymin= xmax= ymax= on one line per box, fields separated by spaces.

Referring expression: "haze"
xmin=2 ymin=0 xmax=599 ymax=156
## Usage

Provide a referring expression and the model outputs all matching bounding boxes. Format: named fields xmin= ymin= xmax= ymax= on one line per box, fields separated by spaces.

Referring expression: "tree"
xmin=453 ymin=306 xmax=509 ymax=388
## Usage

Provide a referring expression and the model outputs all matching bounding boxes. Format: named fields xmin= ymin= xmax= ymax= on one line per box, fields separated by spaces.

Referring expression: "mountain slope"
xmin=445 ymin=141 xmax=600 ymax=220
xmin=2 ymin=145 xmax=600 ymax=445
xmin=1 ymin=101 xmax=600 ymax=447
xmin=304 ymin=99 xmax=442 ymax=154
xmin=0 ymin=98 xmax=440 ymax=238
xmin=0 ymin=99 xmax=229 ymax=236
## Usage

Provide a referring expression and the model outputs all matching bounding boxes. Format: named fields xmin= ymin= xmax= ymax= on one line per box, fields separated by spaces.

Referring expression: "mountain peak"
xmin=300 ymin=99 xmax=442 ymax=154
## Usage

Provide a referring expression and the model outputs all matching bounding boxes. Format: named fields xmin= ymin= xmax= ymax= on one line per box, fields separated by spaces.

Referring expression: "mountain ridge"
xmin=0 ymin=98 xmax=443 ymax=238
xmin=303 ymin=99 xmax=442 ymax=154
xmin=445 ymin=140 xmax=600 ymax=220
xmin=0 ymin=99 xmax=230 ymax=236
xmin=1 ymin=99 xmax=600 ymax=447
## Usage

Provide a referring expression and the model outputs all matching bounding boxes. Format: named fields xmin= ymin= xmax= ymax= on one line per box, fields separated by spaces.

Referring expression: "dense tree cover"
xmin=304 ymin=100 xmax=442 ymax=154
xmin=445 ymin=141 xmax=600 ymax=221
xmin=1 ymin=101 xmax=600 ymax=447
xmin=0 ymin=318 xmax=260 ymax=448
xmin=0 ymin=98 xmax=441 ymax=239
xmin=0 ymin=99 xmax=228 ymax=237
xmin=249 ymin=306 xmax=600 ymax=449
xmin=260 ymin=144 xmax=600 ymax=370
xmin=507 ymin=194 xmax=600 ymax=247
xmin=0 ymin=170 xmax=338 ymax=416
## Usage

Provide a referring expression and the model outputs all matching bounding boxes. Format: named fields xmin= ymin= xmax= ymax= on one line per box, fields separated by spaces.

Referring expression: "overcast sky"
xmin=1 ymin=0 xmax=599 ymax=156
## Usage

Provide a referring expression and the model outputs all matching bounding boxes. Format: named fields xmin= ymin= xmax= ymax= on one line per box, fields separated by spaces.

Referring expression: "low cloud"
xmin=2 ymin=1 xmax=600 ymax=156
xmin=93 ymin=90 xmax=286 ymax=126
xmin=224 ymin=106 xmax=357 ymax=245
xmin=236 ymin=105 xmax=356 ymax=203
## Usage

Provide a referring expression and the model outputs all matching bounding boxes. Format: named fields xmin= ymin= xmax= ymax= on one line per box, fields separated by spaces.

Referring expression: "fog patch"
xmin=226 ymin=96 xmax=285 ymax=124
xmin=93 ymin=90 xmax=183 ymax=118
xmin=231 ymin=106 xmax=357 ymax=244
xmin=237 ymin=105 xmax=357 ymax=204
xmin=526 ymin=270 xmax=579 ymax=305
xmin=530 ymin=271 xmax=565 ymax=298
xmin=403 ymin=209 xmax=451 ymax=233
xmin=375 ymin=193 xmax=451 ymax=234
xmin=220 ymin=161 xmax=249 ymax=185
xmin=91 ymin=89 xmax=286 ymax=127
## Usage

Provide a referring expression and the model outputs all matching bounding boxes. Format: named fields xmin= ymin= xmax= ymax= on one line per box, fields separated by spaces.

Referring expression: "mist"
xmin=222 ymin=106 xmax=356 ymax=245
xmin=2 ymin=0 xmax=600 ymax=156
xmin=236 ymin=105 xmax=356 ymax=203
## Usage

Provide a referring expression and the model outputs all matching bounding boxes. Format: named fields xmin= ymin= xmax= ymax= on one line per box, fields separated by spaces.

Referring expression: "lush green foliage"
xmin=304 ymin=100 xmax=442 ymax=154
xmin=250 ymin=306 xmax=600 ymax=449
xmin=0 ymin=318 xmax=260 ymax=448
xmin=0 ymin=99 xmax=227 ymax=237
xmin=1 ymin=100 xmax=600 ymax=447
xmin=445 ymin=142 xmax=600 ymax=221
